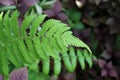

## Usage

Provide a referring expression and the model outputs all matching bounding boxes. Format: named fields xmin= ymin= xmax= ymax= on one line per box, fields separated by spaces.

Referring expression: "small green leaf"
xmin=69 ymin=47 xmax=77 ymax=71
xmin=42 ymin=59 xmax=50 ymax=75
xmin=30 ymin=15 xmax=46 ymax=36
xmin=74 ymin=22 xmax=84 ymax=30
xmin=54 ymin=58 xmax=61 ymax=76
xmin=20 ymin=15 xmax=34 ymax=36
xmin=77 ymin=50 xmax=85 ymax=70
xmin=83 ymin=50 xmax=93 ymax=68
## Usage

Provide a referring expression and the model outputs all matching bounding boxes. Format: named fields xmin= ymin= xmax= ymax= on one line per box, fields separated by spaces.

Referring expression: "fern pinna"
xmin=0 ymin=11 xmax=93 ymax=79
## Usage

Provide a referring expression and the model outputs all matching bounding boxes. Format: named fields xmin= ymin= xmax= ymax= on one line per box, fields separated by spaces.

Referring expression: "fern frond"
xmin=42 ymin=59 xmax=50 ymax=75
xmin=0 ymin=48 xmax=9 ymax=78
xmin=54 ymin=56 xmax=61 ymax=76
xmin=10 ymin=11 xmax=19 ymax=37
xmin=77 ymin=49 xmax=85 ymax=70
xmin=0 ymin=11 xmax=94 ymax=79
xmin=20 ymin=15 xmax=35 ymax=36
xmin=29 ymin=15 xmax=46 ymax=36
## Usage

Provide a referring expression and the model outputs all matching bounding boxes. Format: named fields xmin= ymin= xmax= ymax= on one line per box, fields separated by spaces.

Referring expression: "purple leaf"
xmin=101 ymin=50 xmax=111 ymax=59
xmin=0 ymin=0 xmax=14 ymax=6
xmin=73 ymin=29 xmax=81 ymax=38
xmin=105 ymin=43 xmax=112 ymax=52
xmin=52 ymin=0 xmax=62 ymax=14
xmin=17 ymin=0 xmax=38 ymax=6
xmin=9 ymin=67 xmax=28 ymax=80
xmin=82 ymin=28 xmax=91 ymax=37
xmin=43 ymin=0 xmax=68 ymax=23
xmin=0 ymin=75 xmax=4 ymax=80
xmin=24 ymin=0 xmax=38 ymax=6
xmin=43 ymin=10 xmax=55 ymax=17
xmin=106 ymin=61 xmax=113 ymax=69
xmin=108 ymin=69 xmax=118 ymax=77
xmin=101 ymin=69 xmax=107 ymax=76
xmin=17 ymin=0 xmax=38 ymax=16
xmin=98 ymin=59 xmax=106 ymax=69
xmin=57 ymin=12 xmax=68 ymax=22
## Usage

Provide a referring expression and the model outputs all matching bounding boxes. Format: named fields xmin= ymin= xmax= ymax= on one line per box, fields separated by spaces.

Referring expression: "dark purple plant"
xmin=9 ymin=67 xmax=28 ymax=80
xmin=98 ymin=59 xmax=118 ymax=77
xmin=0 ymin=0 xmax=14 ymax=6
xmin=16 ymin=0 xmax=38 ymax=16
xmin=0 ymin=75 xmax=4 ymax=80
xmin=0 ymin=67 xmax=28 ymax=80
xmin=43 ymin=0 xmax=68 ymax=23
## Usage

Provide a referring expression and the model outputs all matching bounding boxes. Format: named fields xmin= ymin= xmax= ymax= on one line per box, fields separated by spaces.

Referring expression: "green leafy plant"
xmin=0 ymin=11 xmax=93 ymax=80
xmin=67 ymin=8 xmax=84 ymax=30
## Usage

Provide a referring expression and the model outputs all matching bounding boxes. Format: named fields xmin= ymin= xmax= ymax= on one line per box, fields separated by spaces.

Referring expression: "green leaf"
xmin=0 ymin=11 xmax=94 ymax=78
xmin=69 ymin=47 xmax=77 ymax=71
xmin=54 ymin=58 xmax=61 ymax=76
xmin=62 ymin=52 xmax=73 ymax=72
xmin=0 ymin=50 xmax=9 ymax=79
xmin=83 ymin=50 xmax=93 ymax=68
xmin=42 ymin=59 xmax=50 ymax=75
xmin=69 ymin=10 xmax=82 ymax=22
xmin=30 ymin=15 xmax=46 ymax=36
xmin=10 ymin=10 xmax=19 ymax=37
xmin=74 ymin=22 xmax=84 ymax=30
xmin=77 ymin=50 xmax=85 ymax=70
xmin=20 ymin=15 xmax=34 ymax=36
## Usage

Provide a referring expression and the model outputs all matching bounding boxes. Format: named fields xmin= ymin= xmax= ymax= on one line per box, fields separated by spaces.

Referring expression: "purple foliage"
xmin=0 ymin=0 xmax=14 ymax=6
xmin=43 ymin=0 xmax=68 ymax=23
xmin=98 ymin=59 xmax=118 ymax=77
xmin=9 ymin=67 xmax=28 ymax=80
xmin=0 ymin=67 xmax=28 ymax=80
xmin=0 ymin=75 xmax=3 ymax=80
xmin=16 ymin=0 xmax=38 ymax=17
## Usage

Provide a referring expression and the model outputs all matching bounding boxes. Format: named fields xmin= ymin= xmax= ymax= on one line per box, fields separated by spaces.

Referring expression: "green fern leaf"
xmin=10 ymin=11 xmax=19 ymax=37
xmin=0 ymin=11 xmax=94 ymax=79
xmin=42 ymin=59 xmax=50 ymax=75
xmin=0 ymin=48 xmax=9 ymax=79
xmin=69 ymin=47 xmax=77 ymax=71
xmin=62 ymin=51 xmax=73 ymax=72
xmin=83 ymin=50 xmax=93 ymax=68
xmin=32 ymin=37 xmax=47 ymax=60
xmin=25 ymin=38 xmax=39 ymax=60
xmin=20 ymin=15 xmax=35 ymax=36
xmin=77 ymin=49 xmax=85 ymax=70
xmin=30 ymin=15 xmax=46 ymax=36
xmin=3 ymin=11 xmax=11 ymax=38
xmin=54 ymin=56 xmax=61 ymax=76
xmin=38 ymin=19 xmax=60 ymax=37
